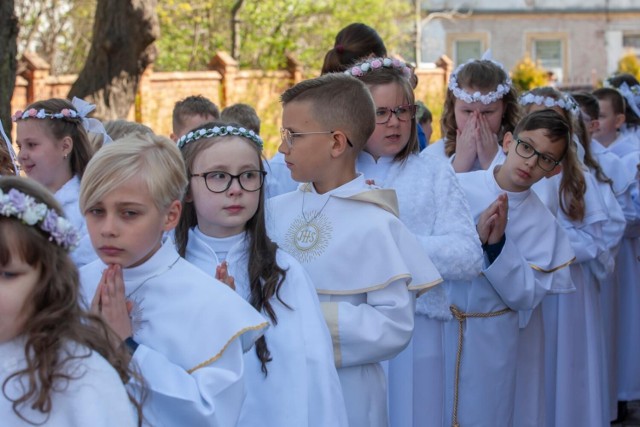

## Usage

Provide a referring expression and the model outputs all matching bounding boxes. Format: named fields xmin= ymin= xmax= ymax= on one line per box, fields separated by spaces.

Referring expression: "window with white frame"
xmin=454 ymin=39 xmax=483 ymax=65
xmin=531 ymin=38 xmax=564 ymax=83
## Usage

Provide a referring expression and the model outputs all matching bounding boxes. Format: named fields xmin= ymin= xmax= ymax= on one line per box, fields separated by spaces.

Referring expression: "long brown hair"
xmin=442 ymin=60 xmax=520 ymax=157
xmin=520 ymin=87 xmax=586 ymax=221
xmin=20 ymin=99 xmax=94 ymax=179
xmin=0 ymin=176 xmax=142 ymax=425
xmin=174 ymin=122 xmax=288 ymax=375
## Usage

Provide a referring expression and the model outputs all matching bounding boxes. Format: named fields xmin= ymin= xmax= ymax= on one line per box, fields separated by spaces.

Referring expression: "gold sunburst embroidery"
xmin=284 ymin=212 xmax=333 ymax=263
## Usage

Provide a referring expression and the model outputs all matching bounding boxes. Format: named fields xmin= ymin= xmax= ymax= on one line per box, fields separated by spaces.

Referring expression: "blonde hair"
xmin=79 ymin=134 xmax=187 ymax=213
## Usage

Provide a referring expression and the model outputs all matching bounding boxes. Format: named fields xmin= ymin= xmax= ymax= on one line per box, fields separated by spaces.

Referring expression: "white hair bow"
xmin=0 ymin=120 xmax=19 ymax=175
xmin=71 ymin=97 xmax=113 ymax=145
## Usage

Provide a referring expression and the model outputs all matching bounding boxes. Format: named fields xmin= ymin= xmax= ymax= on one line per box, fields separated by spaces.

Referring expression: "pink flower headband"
xmin=12 ymin=97 xmax=113 ymax=145
xmin=344 ymin=57 xmax=413 ymax=79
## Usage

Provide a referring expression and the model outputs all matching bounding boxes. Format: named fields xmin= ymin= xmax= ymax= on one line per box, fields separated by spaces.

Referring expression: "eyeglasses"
xmin=514 ymin=139 xmax=561 ymax=172
xmin=375 ymin=104 xmax=417 ymax=124
xmin=279 ymin=128 xmax=353 ymax=149
xmin=190 ymin=170 xmax=267 ymax=193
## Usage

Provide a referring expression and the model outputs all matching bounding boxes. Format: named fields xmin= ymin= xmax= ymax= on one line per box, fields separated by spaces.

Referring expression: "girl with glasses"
xmin=174 ymin=122 xmax=348 ymax=427
xmin=347 ymin=57 xmax=483 ymax=427
xmin=519 ymin=88 xmax=615 ymax=427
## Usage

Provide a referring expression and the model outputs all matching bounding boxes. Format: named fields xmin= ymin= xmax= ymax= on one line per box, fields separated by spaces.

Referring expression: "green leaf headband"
xmin=177 ymin=125 xmax=263 ymax=150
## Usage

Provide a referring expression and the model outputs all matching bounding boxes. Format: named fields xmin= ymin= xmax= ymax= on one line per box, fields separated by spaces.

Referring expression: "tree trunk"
xmin=0 ymin=0 xmax=18 ymax=137
xmin=68 ymin=0 xmax=159 ymax=120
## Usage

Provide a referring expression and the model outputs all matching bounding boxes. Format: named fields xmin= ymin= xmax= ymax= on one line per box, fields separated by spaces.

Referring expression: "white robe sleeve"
xmin=320 ymin=280 xmax=413 ymax=369
xmin=484 ymin=236 xmax=566 ymax=311
xmin=130 ymin=339 xmax=245 ymax=427
xmin=416 ymin=157 xmax=483 ymax=281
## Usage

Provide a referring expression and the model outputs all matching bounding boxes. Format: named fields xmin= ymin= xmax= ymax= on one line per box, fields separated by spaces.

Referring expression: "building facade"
xmin=419 ymin=0 xmax=640 ymax=87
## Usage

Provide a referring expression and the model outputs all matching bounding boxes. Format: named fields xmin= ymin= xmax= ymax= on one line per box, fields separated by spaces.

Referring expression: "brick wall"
xmin=11 ymin=52 xmax=449 ymax=157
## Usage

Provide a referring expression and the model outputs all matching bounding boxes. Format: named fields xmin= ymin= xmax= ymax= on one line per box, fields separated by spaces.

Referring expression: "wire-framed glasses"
xmin=375 ymin=104 xmax=417 ymax=124
xmin=514 ymin=139 xmax=561 ymax=172
xmin=279 ymin=128 xmax=353 ymax=149
xmin=190 ymin=170 xmax=267 ymax=193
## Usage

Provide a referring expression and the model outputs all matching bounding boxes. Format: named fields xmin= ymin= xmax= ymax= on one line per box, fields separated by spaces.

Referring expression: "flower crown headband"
xmin=518 ymin=92 xmax=581 ymax=117
xmin=344 ymin=57 xmax=413 ymax=79
xmin=177 ymin=125 xmax=263 ymax=150
xmin=0 ymin=187 xmax=80 ymax=251
xmin=448 ymin=51 xmax=512 ymax=105
xmin=12 ymin=97 xmax=113 ymax=145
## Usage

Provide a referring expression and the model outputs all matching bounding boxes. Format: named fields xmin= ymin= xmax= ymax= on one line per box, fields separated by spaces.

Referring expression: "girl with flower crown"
xmin=346 ymin=56 xmax=482 ymax=427
xmin=173 ymin=122 xmax=348 ymax=427
xmin=0 ymin=175 xmax=140 ymax=426
xmin=519 ymin=87 xmax=617 ymax=427
xmin=423 ymin=57 xmax=520 ymax=173
xmin=13 ymin=97 xmax=108 ymax=267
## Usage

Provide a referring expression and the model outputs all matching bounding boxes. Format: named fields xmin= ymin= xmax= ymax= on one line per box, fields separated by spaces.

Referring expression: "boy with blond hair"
xmin=266 ymin=73 xmax=443 ymax=427
xmin=79 ymin=133 xmax=267 ymax=426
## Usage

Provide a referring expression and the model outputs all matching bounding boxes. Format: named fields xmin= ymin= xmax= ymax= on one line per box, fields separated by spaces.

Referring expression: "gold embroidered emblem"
xmin=128 ymin=294 xmax=148 ymax=335
xmin=284 ymin=212 xmax=332 ymax=263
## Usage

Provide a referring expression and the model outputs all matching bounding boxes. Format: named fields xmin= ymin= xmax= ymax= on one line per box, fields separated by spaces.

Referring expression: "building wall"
xmin=421 ymin=4 xmax=640 ymax=87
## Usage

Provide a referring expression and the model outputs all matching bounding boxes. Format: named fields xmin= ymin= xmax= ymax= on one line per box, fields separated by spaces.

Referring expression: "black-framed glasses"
xmin=190 ymin=170 xmax=267 ymax=193
xmin=279 ymin=128 xmax=353 ymax=149
xmin=514 ymin=139 xmax=561 ymax=172
xmin=375 ymin=104 xmax=417 ymax=124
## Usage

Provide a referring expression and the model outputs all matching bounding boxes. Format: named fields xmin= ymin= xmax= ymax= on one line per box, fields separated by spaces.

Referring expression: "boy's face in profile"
xmin=497 ymin=129 xmax=563 ymax=192
xmin=593 ymin=98 xmax=624 ymax=145
xmin=84 ymin=175 xmax=180 ymax=268
xmin=279 ymin=100 xmax=333 ymax=184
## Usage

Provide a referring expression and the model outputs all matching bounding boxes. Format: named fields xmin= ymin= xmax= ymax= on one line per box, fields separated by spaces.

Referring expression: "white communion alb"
xmin=267 ymin=175 xmax=443 ymax=427
xmin=183 ymin=229 xmax=349 ymax=427
xmin=80 ymin=241 xmax=268 ymax=427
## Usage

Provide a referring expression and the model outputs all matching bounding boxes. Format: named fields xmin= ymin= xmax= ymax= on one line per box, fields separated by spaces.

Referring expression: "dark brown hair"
xmin=606 ymin=73 xmax=640 ymax=128
xmin=0 ymin=176 xmax=142 ymax=425
xmin=21 ymin=98 xmax=94 ymax=179
xmin=442 ymin=60 xmax=520 ymax=157
xmin=174 ymin=123 xmax=288 ymax=375
xmin=172 ymin=95 xmax=220 ymax=135
xmin=220 ymin=103 xmax=261 ymax=134
xmin=321 ymin=23 xmax=387 ymax=75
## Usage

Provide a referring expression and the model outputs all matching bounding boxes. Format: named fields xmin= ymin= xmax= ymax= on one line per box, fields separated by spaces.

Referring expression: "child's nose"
xmin=100 ymin=214 xmax=118 ymax=237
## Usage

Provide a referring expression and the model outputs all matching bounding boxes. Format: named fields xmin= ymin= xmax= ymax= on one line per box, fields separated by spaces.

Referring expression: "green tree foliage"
xmin=16 ymin=0 xmax=96 ymax=74
xmin=510 ymin=55 xmax=549 ymax=92
xmin=617 ymin=52 xmax=640 ymax=82
xmin=155 ymin=0 xmax=413 ymax=72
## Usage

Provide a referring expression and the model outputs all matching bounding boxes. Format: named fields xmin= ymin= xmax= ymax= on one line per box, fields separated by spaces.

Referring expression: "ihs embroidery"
xmin=284 ymin=211 xmax=332 ymax=263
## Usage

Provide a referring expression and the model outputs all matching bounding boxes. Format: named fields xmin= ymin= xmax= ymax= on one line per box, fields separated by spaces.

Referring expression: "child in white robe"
xmin=593 ymin=87 xmax=640 ymax=418
xmin=521 ymin=87 xmax=612 ymax=426
xmin=13 ymin=97 xmax=108 ymax=267
xmin=78 ymin=134 xmax=268 ymax=426
xmin=450 ymin=109 xmax=575 ymax=427
xmin=0 ymin=176 xmax=138 ymax=426
xmin=267 ymin=73 xmax=443 ymax=427
xmin=347 ymin=57 xmax=482 ymax=427
xmin=173 ymin=122 xmax=348 ymax=427
xmin=422 ymin=56 xmax=520 ymax=174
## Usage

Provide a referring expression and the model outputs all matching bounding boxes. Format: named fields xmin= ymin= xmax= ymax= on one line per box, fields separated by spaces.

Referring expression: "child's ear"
xmin=615 ymin=113 xmax=626 ymax=130
xmin=329 ymin=130 xmax=351 ymax=157
xmin=545 ymin=163 xmax=562 ymax=179
xmin=170 ymin=132 xmax=178 ymax=143
xmin=61 ymin=136 xmax=73 ymax=157
xmin=502 ymin=132 xmax=514 ymax=154
xmin=163 ymin=200 xmax=182 ymax=231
